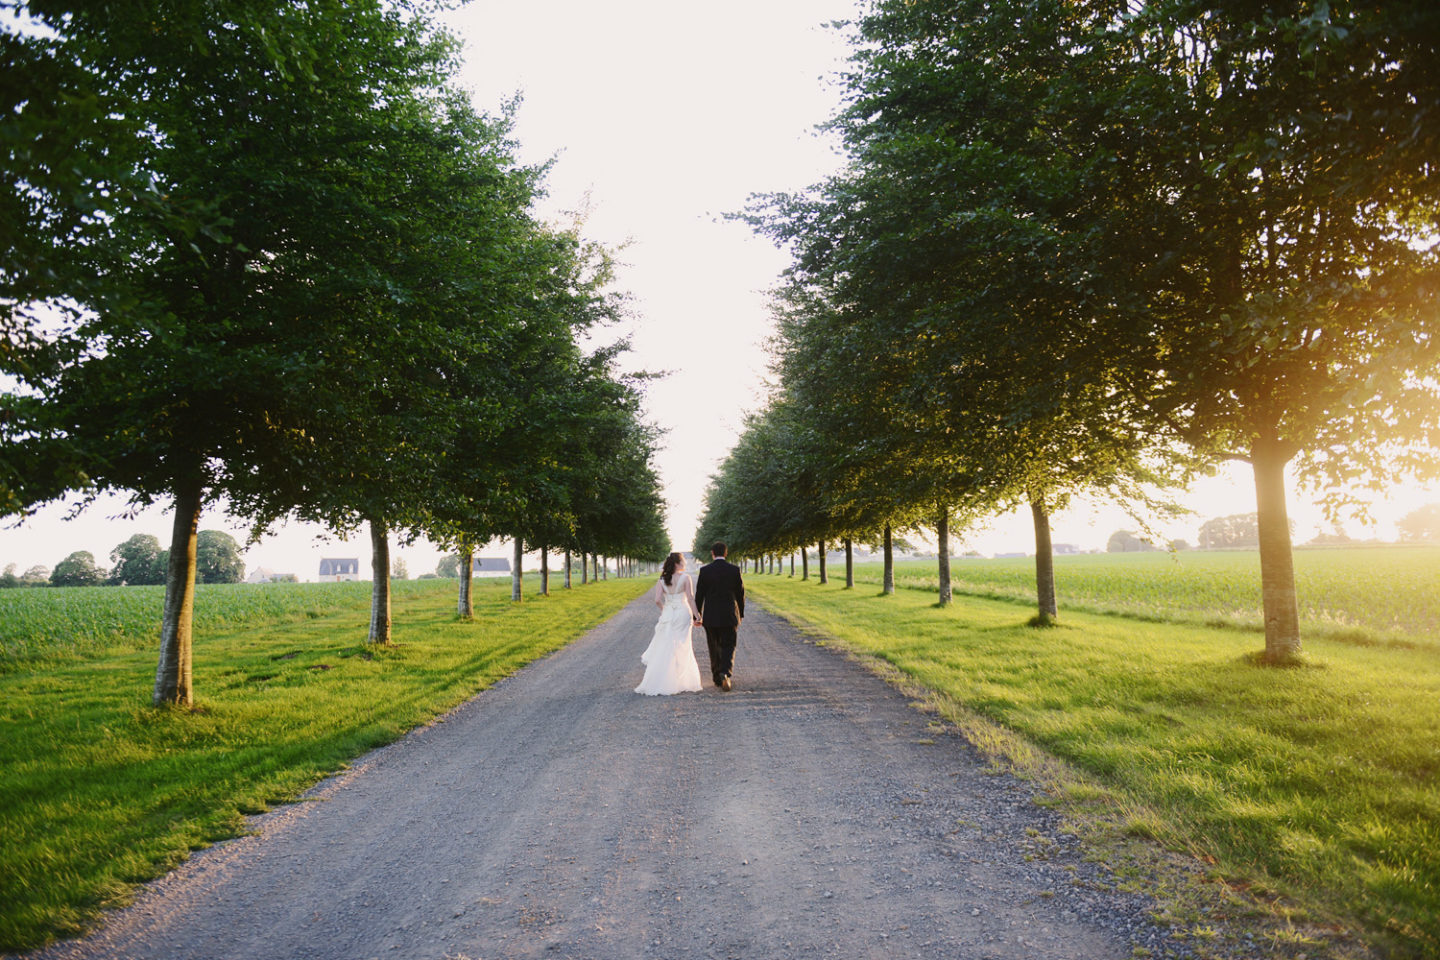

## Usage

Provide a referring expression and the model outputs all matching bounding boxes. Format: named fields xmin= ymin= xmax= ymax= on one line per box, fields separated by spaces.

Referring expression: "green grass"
xmin=749 ymin=575 xmax=1440 ymax=959
xmin=851 ymin=545 xmax=1440 ymax=648
xmin=0 ymin=575 xmax=646 ymax=953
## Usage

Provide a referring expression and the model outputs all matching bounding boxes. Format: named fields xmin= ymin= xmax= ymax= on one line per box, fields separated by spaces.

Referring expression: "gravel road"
xmin=28 ymin=594 xmax=1200 ymax=960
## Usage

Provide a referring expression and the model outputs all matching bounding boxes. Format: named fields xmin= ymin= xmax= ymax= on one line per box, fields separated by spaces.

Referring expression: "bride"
xmin=634 ymin=552 xmax=704 ymax=695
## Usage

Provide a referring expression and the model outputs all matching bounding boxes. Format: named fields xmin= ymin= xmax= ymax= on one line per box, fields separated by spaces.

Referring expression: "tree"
xmin=1095 ymin=1 xmax=1440 ymax=660
xmin=746 ymin=1 xmax=1193 ymax=623
xmin=50 ymin=551 xmax=104 ymax=587
xmin=110 ymin=534 xmax=167 ymax=586
xmin=1398 ymin=504 xmax=1440 ymax=543
xmin=20 ymin=565 xmax=49 ymax=585
xmin=1198 ymin=514 xmax=1262 ymax=550
xmin=4 ymin=3 xmax=548 ymax=697
xmin=1107 ymin=531 xmax=1159 ymax=554
xmin=194 ymin=531 xmax=244 ymax=585
xmin=758 ymin=0 xmax=1440 ymax=657
xmin=391 ymin=557 xmax=409 ymax=581
xmin=436 ymin=554 xmax=461 ymax=578
xmin=1 ymin=564 xmax=19 ymax=589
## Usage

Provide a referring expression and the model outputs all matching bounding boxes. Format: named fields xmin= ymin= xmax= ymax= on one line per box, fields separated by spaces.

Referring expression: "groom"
xmin=694 ymin=541 xmax=744 ymax=691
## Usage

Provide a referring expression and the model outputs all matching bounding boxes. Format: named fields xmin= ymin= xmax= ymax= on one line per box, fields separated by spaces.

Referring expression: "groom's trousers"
xmin=702 ymin=625 xmax=737 ymax=684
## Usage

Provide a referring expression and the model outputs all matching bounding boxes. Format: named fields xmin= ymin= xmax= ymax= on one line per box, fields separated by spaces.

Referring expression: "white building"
xmin=318 ymin=558 xmax=360 ymax=582
xmin=471 ymin=557 xmax=511 ymax=578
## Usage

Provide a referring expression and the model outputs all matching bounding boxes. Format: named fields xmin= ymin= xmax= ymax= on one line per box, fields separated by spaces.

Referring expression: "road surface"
xmin=30 ymin=594 xmax=1194 ymax=960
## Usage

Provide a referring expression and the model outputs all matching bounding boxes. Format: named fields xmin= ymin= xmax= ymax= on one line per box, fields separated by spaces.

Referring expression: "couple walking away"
xmin=635 ymin=542 xmax=744 ymax=696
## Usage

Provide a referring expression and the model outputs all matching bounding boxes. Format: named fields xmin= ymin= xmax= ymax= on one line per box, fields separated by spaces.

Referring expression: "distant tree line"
xmin=697 ymin=0 xmax=1439 ymax=661
xmin=2 ymin=530 xmax=247 ymax=588
xmin=1 ymin=2 xmax=669 ymax=707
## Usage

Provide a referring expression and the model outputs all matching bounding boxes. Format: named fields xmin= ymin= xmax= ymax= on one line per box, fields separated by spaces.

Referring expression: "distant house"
xmin=1053 ymin=543 xmax=1081 ymax=555
xmin=471 ymin=557 xmax=511 ymax=577
xmin=319 ymin=558 xmax=361 ymax=582
xmin=248 ymin=567 xmax=297 ymax=584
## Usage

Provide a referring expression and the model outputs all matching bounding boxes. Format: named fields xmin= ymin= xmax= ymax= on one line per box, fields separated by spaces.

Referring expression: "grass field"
xmin=0 ymin=578 xmax=458 ymax=668
xmin=748 ymin=566 xmax=1440 ymax=959
xmin=0 ymin=575 xmax=647 ymax=953
xmin=849 ymin=545 xmax=1440 ymax=648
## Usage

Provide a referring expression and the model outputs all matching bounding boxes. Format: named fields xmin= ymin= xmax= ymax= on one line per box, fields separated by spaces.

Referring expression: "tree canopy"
xmin=701 ymin=0 xmax=1438 ymax=656
xmin=3 ymin=1 xmax=666 ymax=702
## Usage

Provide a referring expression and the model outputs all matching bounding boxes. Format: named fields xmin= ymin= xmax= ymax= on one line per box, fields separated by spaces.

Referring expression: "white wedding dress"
xmin=635 ymin=572 xmax=703 ymax=695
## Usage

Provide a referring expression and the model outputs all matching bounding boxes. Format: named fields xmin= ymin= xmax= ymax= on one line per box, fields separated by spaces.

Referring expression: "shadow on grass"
xmin=1240 ymin=650 xmax=1325 ymax=670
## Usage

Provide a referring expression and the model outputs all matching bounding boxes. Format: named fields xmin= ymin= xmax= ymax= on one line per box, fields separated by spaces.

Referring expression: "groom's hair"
xmin=711 ymin=541 xmax=727 ymax=557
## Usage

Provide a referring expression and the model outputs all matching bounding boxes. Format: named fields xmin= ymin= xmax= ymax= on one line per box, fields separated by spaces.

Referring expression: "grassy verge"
xmin=0 ymin=576 xmax=646 ymax=953
xmin=749 ymin=575 xmax=1440 ymax=959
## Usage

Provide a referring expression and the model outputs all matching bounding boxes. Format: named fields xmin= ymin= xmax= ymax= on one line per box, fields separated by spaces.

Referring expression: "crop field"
xmin=0 ymin=579 xmax=462 ymax=669
xmin=846 ymin=545 xmax=1440 ymax=647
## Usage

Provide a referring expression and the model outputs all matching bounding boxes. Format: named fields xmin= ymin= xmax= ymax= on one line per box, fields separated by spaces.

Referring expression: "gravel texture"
xmin=26 ymin=595 xmax=1207 ymax=960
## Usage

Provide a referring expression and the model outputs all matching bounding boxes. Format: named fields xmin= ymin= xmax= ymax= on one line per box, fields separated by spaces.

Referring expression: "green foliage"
xmin=732 ymin=0 xmax=1439 ymax=658
xmin=0 ymin=576 xmax=647 ymax=952
xmin=108 ymin=535 xmax=167 ymax=586
xmin=3 ymin=2 xmax=664 ymax=686
xmin=436 ymin=554 xmax=460 ymax=578
xmin=752 ymin=577 xmax=1440 ymax=957
xmin=48 ymin=551 xmax=104 ymax=588
xmin=194 ymin=531 xmax=244 ymax=585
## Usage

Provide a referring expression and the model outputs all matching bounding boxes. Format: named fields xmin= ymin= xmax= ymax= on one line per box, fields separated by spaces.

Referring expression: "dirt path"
xmin=29 ymin=595 xmax=1195 ymax=960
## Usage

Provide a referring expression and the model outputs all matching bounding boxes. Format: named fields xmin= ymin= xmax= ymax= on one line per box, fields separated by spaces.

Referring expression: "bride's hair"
xmin=662 ymin=552 xmax=683 ymax=586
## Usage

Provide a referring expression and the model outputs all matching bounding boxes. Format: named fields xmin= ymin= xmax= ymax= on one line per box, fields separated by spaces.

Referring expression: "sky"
xmin=2 ymin=0 xmax=1435 ymax=579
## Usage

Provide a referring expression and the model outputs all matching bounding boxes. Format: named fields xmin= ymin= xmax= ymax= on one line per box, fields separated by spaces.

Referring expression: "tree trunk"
xmin=457 ymin=544 xmax=474 ymax=619
xmin=564 ymin=548 xmax=573 ymax=589
xmin=153 ymin=482 xmax=203 ymax=706
xmin=844 ymin=538 xmax=854 ymax=588
xmin=511 ymin=537 xmax=523 ymax=603
xmin=818 ymin=540 xmax=828 ymax=584
xmin=790 ymin=552 xmax=794 ymax=577
xmin=601 ymin=556 xmax=608 ymax=580
xmin=1031 ymin=495 xmax=1058 ymax=623
xmin=581 ymin=551 xmax=588 ymax=584
xmin=936 ymin=509 xmax=952 ymax=607
xmin=883 ymin=523 xmax=894 ymax=595
xmin=540 ymin=547 xmax=549 ymax=596
xmin=801 ymin=546 xmax=809 ymax=580
xmin=368 ymin=519 xmax=391 ymax=644
xmin=1253 ymin=433 xmax=1302 ymax=661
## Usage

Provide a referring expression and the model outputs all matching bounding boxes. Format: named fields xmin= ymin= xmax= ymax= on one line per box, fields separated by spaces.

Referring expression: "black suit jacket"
xmin=694 ymin=557 xmax=745 ymax=630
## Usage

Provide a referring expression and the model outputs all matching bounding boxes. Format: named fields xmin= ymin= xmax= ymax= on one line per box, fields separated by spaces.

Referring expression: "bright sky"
xmin=1 ymin=1 xmax=1435 ymax=579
